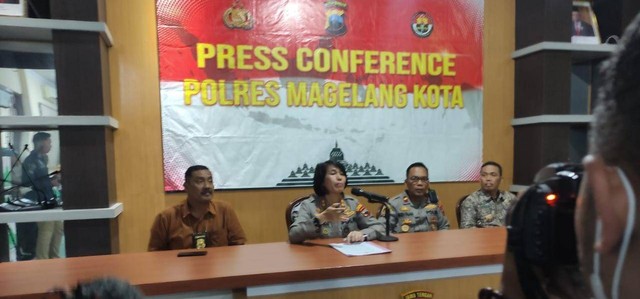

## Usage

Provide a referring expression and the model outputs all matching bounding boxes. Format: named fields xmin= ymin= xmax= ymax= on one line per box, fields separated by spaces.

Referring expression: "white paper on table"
xmin=329 ymin=242 xmax=392 ymax=257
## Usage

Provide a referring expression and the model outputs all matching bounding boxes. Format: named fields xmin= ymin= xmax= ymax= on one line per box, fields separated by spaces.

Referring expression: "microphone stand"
xmin=367 ymin=198 xmax=398 ymax=242
xmin=1 ymin=143 xmax=28 ymax=186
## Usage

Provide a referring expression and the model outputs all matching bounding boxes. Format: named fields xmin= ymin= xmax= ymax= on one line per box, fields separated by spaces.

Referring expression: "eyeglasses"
xmin=408 ymin=176 xmax=429 ymax=183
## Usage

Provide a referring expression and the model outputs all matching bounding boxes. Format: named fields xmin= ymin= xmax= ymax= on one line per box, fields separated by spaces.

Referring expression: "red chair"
xmin=285 ymin=196 xmax=311 ymax=230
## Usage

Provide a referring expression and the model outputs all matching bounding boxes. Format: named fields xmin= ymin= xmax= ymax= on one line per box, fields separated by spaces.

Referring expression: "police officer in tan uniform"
xmin=380 ymin=162 xmax=449 ymax=233
xmin=288 ymin=160 xmax=384 ymax=244
xmin=460 ymin=161 xmax=516 ymax=229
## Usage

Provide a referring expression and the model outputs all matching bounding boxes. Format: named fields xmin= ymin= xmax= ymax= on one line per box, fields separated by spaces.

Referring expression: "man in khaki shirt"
xmin=148 ymin=165 xmax=246 ymax=251
xmin=460 ymin=161 xmax=516 ymax=228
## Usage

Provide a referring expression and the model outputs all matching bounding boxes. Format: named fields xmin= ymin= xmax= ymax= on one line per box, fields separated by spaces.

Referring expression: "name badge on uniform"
xmin=193 ymin=232 xmax=207 ymax=249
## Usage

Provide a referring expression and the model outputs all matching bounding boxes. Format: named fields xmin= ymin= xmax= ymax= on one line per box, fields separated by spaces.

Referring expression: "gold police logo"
xmin=402 ymin=290 xmax=434 ymax=299
xmin=223 ymin=0 xmax=253 ymax=30
xmin=196 ymin=238 xmax=206 ymax=249
xmin=322 ymin=227 xmax=330 ymax=235
xmin=324 ymin=0 xmax=348 ymax=36
xmin=411 ymin=12 xmax=434 ymax=38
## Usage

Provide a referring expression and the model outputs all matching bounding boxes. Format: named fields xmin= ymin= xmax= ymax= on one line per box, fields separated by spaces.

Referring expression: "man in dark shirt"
xmin=17 ymin=132 xmax=58 ymax=260
xmin=22 ymin=132 xmax=54 ymax=202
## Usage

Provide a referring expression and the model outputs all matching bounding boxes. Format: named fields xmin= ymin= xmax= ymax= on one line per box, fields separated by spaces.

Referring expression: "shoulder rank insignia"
xmin=343 ymin=207 xmax=355 ymax=218
xmin=425 ymin=203 xmax=437 ymax=210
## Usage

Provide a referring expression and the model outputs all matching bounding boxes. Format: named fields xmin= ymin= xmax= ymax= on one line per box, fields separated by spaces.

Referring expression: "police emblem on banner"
xmin=411 ymin=12 xmax=434 ymax=38
xmin=223 ymin=0 xmax=253 ymax=30
xmin=402 ymin=290 xmax=434 ymax=299
xmin=324 ymin=0 xmax=347 ymax=36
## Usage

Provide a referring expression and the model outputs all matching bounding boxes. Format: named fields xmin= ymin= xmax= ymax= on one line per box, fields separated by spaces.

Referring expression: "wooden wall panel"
xmin=107 ymin=0 xmax=165 ymax=253
xmin=484 ymin=0 xmax=515 ymax=187
xmin=108 ymin=0 xmax=515 ymax=252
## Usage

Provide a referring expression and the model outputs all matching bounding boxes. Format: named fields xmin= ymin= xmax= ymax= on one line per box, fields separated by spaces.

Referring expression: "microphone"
xmin=351 ymin=187 xmax=388 ymax=203
xmin=350 ymin=187 xmax=398 ymax=242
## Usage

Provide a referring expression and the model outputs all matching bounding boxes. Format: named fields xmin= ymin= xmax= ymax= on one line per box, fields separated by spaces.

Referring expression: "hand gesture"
xmin=318 ymin=203 xmax=346 ymax=223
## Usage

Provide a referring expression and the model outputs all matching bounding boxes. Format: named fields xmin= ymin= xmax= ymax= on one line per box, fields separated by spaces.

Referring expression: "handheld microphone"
xmin=351 ymin=187 xmax=388 ymax=203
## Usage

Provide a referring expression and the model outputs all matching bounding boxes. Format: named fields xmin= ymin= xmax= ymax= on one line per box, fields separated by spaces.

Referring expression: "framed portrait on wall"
xmin=0 ymin=0 xmax=26 ymax=17
xmin=571 ymin=1 xmax=601 ymax=44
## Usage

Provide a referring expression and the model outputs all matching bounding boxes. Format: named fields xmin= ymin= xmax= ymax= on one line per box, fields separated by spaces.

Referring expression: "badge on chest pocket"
xmin=193 ymin=232 xmax=207 ymax=249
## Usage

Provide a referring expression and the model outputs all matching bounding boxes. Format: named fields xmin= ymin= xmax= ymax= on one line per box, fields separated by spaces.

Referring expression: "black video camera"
xmin=479 ymin=163 xmax=583 ymax=299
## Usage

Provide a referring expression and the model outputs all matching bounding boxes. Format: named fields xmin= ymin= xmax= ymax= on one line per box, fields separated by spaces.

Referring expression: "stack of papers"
xmin=329 ymin=242 xmax=392 ymax=257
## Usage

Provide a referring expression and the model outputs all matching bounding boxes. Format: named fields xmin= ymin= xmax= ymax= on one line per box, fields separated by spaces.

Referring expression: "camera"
xmin=479 ymin=163 xmax=583 ymax=299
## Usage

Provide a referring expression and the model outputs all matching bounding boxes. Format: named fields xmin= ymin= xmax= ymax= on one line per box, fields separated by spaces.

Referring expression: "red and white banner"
xmin=157 ymin=0 xmax=484 ymax=190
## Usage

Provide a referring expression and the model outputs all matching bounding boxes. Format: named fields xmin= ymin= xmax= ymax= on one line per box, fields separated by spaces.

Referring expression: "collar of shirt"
xmin=480 ymin=190 xmax=504 ymax=203
xmin=403 ymin=190 xmax=427 ymax=208
xmin=180 ymin=200 xmax=216 ymax=219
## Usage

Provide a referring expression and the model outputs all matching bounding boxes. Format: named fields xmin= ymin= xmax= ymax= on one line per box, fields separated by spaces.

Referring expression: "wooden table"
xmin=0 ymin=228 xmax=506 ymax=298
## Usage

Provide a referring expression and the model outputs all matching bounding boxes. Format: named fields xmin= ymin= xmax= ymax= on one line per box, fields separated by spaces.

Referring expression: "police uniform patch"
xmin=411 ymin=11 xmax=434 ymax=38
xmin=355 ymin=203 xmax=370 ymax=217
xmin=223 ymin=0 xmax=254 ymax=30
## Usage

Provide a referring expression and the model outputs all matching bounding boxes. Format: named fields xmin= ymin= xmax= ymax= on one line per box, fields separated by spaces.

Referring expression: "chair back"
xmin=285 ymin=195 xmax=311 ymax=229
xmin=456 ymin=194 xmax=470 ymax=228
